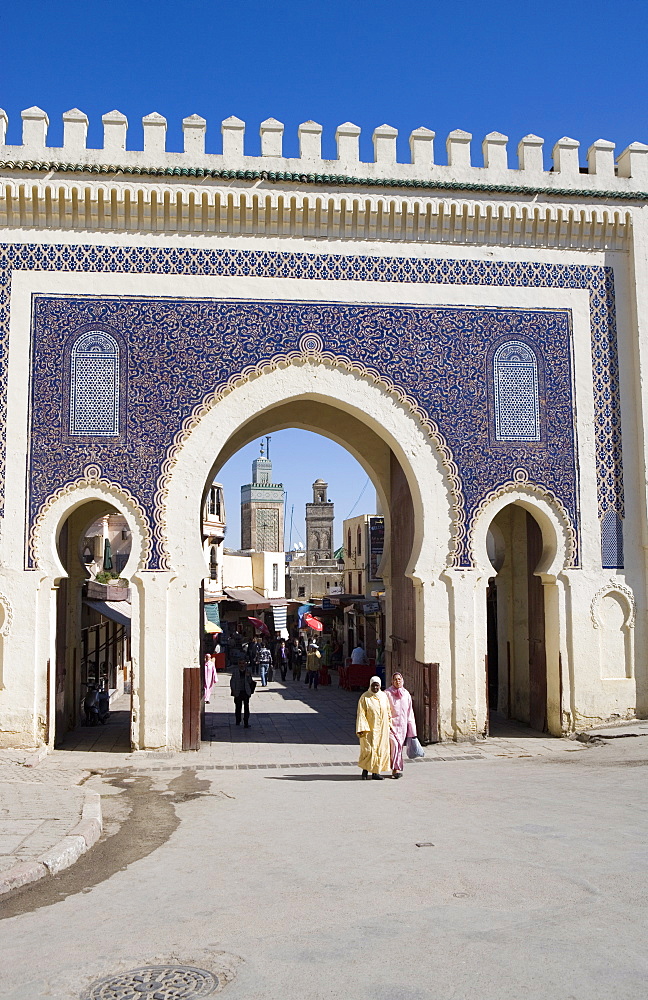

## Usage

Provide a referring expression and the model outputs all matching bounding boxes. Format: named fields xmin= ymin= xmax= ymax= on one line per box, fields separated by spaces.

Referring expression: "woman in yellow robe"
xmin=356 ymin=676 xmax=391 ymax=780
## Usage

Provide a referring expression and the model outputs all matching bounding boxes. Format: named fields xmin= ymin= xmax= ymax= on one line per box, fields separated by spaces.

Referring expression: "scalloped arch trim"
xmin=468 ymin=469 xmax=577 ymax=568
xmin=154 ymin=351 xmax=464 ymax=571
xmin=590 ymin=580 xmax=636 ymax=629
xmin=29 ymin=463 xmax=152 ymax=571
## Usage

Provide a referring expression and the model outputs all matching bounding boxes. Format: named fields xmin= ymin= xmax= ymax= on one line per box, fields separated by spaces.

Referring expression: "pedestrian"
xmin=257 ymin=641 xmax=272 ymax=686
xmin=203 ymin=652 xmax=217 ymax=704
xmin=306 ymin=641 xmax=321 ymax=689
xmin=274 ymin=638 xmax=289 ymax=682
xmin=290 ymin=638 xmax=304 ymax=681
xmin=230 ymin=660 xmax=255 ymax=728
xmin=356 ymin=676 xmax=390 ymax=780
xmin=351 ymin=642 xmax=367 ymax=665
xmin=385 ymin=672 xmax=417 ymax=778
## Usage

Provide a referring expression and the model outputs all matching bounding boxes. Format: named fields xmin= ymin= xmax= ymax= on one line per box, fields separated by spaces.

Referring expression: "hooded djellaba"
xmin=355 ymin=676 xmax=391 ymax=780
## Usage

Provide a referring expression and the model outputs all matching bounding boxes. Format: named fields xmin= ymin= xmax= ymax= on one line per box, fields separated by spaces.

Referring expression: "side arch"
xmin=30 ymin=464 xmax=151 ymax=580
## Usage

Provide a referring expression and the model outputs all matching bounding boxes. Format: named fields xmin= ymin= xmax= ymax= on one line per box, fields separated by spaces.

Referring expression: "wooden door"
xmin=526 ymin=512 xmax=547 ymax=732
xmin=182 ymin=668 xmax=201 ymax=750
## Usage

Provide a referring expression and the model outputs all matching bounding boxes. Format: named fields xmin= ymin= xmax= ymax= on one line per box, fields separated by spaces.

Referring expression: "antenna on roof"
xmin=266 ymin=435 xmax=271 ymax=460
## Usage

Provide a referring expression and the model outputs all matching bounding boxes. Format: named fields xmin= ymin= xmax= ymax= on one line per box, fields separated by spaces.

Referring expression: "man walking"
xmin=230 ymin=661 xmax=255 ymax=728
xmin=306 ymin=641 xmax=321 ymax=689
xmin=257 ymin=641 xmax=272 ymax=686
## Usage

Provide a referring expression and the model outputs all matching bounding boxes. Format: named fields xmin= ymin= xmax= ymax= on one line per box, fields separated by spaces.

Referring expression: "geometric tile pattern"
xmin=601 ymin=509 xmax=624 ymax=569
xmin=69 ymin=330 xmax=120 ymax=436
xmin=0 ymin=243 xmax=622 ymax=567
xmin=30 ymin=296 xmax=575 ymax=569
xmin=493 ymin=341 xmax=540 ymax=442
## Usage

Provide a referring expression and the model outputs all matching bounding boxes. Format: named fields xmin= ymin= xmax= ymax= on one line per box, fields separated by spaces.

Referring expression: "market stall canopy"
xmin=224 ymin=588 xmax=271 ymax=609
xmin=84 ymin=599 xmax=131 ymax=632
xmin=204 ymin=619 xmax=223 ymax=634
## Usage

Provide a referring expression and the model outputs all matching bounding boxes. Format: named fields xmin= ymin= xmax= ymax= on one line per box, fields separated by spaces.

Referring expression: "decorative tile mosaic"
xmin=0 ymin=243 xmax=622 ymax=568
xmin=493 ymin=341 xmax=540 ymax=442
xmin=30 ymin=296 xmax=575 ymax=568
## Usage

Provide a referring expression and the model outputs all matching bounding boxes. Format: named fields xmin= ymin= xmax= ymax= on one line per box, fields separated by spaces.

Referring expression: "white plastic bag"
xmin=406 ymin=736 xmax=425 ymax=759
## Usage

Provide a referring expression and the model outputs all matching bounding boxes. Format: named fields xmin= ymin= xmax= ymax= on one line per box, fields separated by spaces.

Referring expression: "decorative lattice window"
xmin=256 ymin=508 xmax=279 ymax=551
xmin=601 ymin=510 xmax=624 ymax=569
xmin=493 ymin=341 xmax=540 ymax=442
xmin=70 ymin=331 xmax=120 ymax=436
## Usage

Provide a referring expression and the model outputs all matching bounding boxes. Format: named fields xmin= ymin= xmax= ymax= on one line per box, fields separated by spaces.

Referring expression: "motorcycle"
xmin=83 ymin=685 xmax=100 ymax=726
xmin=97 ymin=686 xmax=110 ymax=725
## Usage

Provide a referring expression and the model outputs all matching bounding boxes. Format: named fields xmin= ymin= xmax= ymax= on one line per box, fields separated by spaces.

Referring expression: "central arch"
xmin=160 ymin=361 xmax=456 ymax=750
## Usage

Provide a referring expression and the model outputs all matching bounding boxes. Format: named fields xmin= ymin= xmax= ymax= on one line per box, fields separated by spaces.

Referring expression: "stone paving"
xmin=0 ymin=670 xmax=592 ymax=880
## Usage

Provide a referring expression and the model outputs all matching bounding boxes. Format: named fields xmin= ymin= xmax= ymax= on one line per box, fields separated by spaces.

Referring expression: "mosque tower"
xmin=240 ymin=437 xmax=285 ymax=551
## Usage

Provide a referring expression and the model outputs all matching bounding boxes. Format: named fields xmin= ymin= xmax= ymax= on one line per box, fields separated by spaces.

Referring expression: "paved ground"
xmin=0 ymin=673 xmax=590 ymax=883
xmin=3 ymin=673 xmax=645 ymax=999
xmin=1 ymin=729 xmax=647 ymax=1000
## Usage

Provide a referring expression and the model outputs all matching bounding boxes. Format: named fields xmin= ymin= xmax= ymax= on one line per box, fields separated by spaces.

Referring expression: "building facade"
xmin=286 ymin=480 xmax=344 ymax=600
xmin=0 ymin=104 xmax=646 ymax=748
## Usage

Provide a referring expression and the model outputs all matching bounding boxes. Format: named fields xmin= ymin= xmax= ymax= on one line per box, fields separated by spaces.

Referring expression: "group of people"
xmin=244 ymin=635 xmax=323 ymax=687
xmin=228 ymin=635 xmax=325 ymax=728
xmin=356 ymin=672 xmax=417 ymax=780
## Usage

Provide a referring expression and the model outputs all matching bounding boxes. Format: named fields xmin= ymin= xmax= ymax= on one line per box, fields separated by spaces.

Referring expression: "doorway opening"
xmin=54 ymin=500 xmax=133 ymax=751
xmin=486 ymin=504 xmax=548 ymax=733
xmin=193 ymin=424 xmax=416 ymax=754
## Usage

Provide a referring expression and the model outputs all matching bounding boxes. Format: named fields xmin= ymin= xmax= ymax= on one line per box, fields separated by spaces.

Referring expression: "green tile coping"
xmin=0 ymin=158 xmax=645 ymax=202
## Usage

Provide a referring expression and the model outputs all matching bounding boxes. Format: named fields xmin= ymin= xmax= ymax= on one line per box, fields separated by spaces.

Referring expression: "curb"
xmin=0 ymin=789 xmax=102 ymax=895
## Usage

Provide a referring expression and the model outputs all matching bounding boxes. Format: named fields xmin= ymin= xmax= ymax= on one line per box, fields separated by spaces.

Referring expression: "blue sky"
xmin=216 ymin=432 xmax=373 ymax=551
xmin=2 ymin=1 xmax=644 ymax=545
xmin=1 ymin=1 xmax=645 ymax=159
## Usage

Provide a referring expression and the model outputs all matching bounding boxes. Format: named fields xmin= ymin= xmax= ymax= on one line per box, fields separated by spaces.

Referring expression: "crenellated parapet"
xmin=0 ymin=106 xmax=647 ymax=196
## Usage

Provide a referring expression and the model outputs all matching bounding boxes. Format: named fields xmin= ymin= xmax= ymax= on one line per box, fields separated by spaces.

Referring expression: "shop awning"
xmin=223 ymin=588 xmax=271 ymax=609
xmin=84 ymin=599 xmax=132 ymax=631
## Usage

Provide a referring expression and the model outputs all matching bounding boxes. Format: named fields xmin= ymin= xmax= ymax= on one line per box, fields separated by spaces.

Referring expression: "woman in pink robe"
xmin=204 ymin=653 xmax=218 ymax=704
xmin=385 ymin=672 xmax=416 ymax=778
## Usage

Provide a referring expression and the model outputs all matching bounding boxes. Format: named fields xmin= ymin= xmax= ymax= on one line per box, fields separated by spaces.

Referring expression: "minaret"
xmin=240 ymin=439 xmax=285 ymax=551
xmin=306 ymin=479 xmax=335 ymax=565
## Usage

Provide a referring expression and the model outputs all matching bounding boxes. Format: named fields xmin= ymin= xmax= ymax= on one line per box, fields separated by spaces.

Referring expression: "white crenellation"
xmin=260 ymin=118 xmax=283 ymax=157
xmin=102 ymin=110 xmax=128 ymax=154
xmin=587 ymin=139 xmax=615 ymax=179
xmin=409 ymin=127 xmax=435 ymax=168
xmin=446 ymin=129 xmax=472 ymax=169
xmin=616 ymin=141 xmax=648 ymax=181
xmin=298 ymin=121 xmax=322 ymax=161
xmin=552 ymin=137 xmax=580 ymax=179
xmin=21 ymin=106 xmax=48 ymax=149
xmin=336 ymin=122 xmax=361 ymax=164
xmin=373 ymin=124 xmax=398 ymax=165
xmin=142 ymin=113 xmax=167 ymax=156
xmin=182 ymin=115 xmax=206 ymax=156
xmin=482 ymin=132 xmax=508 ymax=171
xmin=0 ymin=107 xmax=647 ymax=191
xmin=517 ymin=134 xmax=544 ymax=174
xmin=221 ymin=116 xmax=245 ymax=159
xmin=62 ymin=109 xmax=88 ymax=153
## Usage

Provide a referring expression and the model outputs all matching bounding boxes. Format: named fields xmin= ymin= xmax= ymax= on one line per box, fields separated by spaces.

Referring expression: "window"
xmin=347 ymin=529 xmax=352 ymax=558
xmin=348 ymin=573 xmax=352 ymax=593
xmin=357 ymin=572 xmax=363 ymax=595
xmin=272 ymin=563 xmax=279 ymax=591
xmin=357 ymin=526 xmax=362 ymax=556
xmin=601 ymin=510 xmax=624 ymax=569
xmin=493 ymin=341 xmax=540 ymax=442
xmin=298 ymin=586 xmax=305 ymax=598
xmin=70 ymin=330 xmax=120 ymax=436
xmin=209 ymin=546 xmax=218 ymax=580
